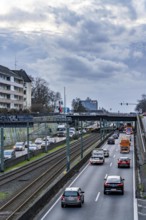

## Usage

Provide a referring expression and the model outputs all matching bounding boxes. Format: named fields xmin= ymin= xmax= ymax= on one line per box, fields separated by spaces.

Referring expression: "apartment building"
xmin=0 ymin=65 xmax=31 ymax=110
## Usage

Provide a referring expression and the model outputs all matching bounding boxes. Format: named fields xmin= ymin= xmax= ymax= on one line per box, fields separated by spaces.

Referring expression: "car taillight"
xmin=104 ymin=183 xmax=110 ymax=186
xmin=61 ymin=195 xmax=65 ymax=201
xmin=77 ymin=195 xmax=81 ymax=201
xmin=117 ymin=183 xmax=123 ymax=187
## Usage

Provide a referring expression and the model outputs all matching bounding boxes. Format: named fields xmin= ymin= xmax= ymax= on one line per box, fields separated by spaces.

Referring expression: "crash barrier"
xmin=136 ymin=116 xmax=146 ymax=197
xmin=137 ymin=116 xmax=146 ymax=164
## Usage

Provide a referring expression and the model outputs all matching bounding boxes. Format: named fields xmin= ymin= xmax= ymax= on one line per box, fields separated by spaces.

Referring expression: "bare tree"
xmin=49 ymin=91 xmax=62 ymax=112
xmin=72 ymin=98 xmax=87 ymax=112
xmin=31 ymin=77 xmax=62 ymax=113
xmin=135 ymin=94 xmax=146 ymax=113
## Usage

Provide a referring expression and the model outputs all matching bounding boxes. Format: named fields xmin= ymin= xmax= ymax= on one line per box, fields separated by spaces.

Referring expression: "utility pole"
xmin=64 ymin=87 xmax=66 ymax=114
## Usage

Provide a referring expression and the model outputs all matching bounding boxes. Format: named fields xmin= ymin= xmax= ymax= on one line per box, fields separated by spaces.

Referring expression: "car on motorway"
xmin=112 ymin=133 xmax=119 ymax=139
xmin=107 ymin=137 xmax=115 ymax=144
xmin=89 ymin=155 xmax=104 ymax=164
xmin=4 ymin=149 xmax=16 ymax=160
xmin=90 ymin=149 xmax=105 ymax=164
xmin=61 ymin=187 xmax=84 ymax=207
xmin=117 ymin=157 xmax=131 ymax=168
xmin=104 ymin=175 xmax=125 ymax=195
xmin=13 ymin=142 xmax=25 ymax=151
xmin=103 ymin=149 xmax=109 ymax=157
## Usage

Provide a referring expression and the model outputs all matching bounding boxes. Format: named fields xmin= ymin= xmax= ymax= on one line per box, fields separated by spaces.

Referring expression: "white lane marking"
xmin=110 ymin=162 xmax=112 ymax=167
xmin=104 ymin=174 xmax=108 ymax=179
xmin=113 ymin=155 xmax=115 ymax=158
xmin=40 ymin=163 xmax=89 ymax=220
xmin=95 ymin=192 xmax=100 ymax=202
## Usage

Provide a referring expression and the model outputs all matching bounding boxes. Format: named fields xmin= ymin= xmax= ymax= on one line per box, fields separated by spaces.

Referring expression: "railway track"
xmin=0 ymin=132 xmax=110 ymax=220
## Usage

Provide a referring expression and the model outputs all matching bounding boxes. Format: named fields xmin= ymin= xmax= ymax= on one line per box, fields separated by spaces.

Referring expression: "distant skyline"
xmin=0 ymin=0 xmax=146 ymax=112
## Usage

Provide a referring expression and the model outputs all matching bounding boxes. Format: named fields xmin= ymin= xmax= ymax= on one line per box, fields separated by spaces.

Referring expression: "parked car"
xmin=117 ymin=157 xmax=131 ymax=168
xmin=78 ymin=129 xmax=87 ymax=134
xmin=43 ymin=136 xmax=56 ymax=143
xmin=61 ymin=187 xmax=84 ymax=207
xmin=69 ymin=127 xmax=76 ymax=134
xmin=103 ymin=149 xmax=109 ymax=157
xmin=69 ymin=131 xmax=75 ymax=138
xmin=4 ymin=149 xmax=16 ymax=160
xmin=13 ymin=142 xmax=25 ymax=151
xmin=24 ymin=141 xmax=32 ymax=148
xmin=104 ymin=175 xmax=125 ymax=195
xmin=107 ymin=137 xmax=115 ymax=144
xmin=41 ymin=140 xmax=50 ymax=148
xmin=57 ymin=125 xmax=66 ymax=137
xmin=34 ymin=138 xmax=43 ymax=145
xmin=29 ymin=144 xmax=39 ymax=152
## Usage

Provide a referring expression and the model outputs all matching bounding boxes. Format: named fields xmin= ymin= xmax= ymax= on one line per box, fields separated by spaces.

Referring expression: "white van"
xmin=57 ymin=124 xmax=66 ymax=137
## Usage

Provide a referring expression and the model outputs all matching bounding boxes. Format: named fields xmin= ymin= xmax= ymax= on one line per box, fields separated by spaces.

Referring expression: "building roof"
xmin=12 ymin=69 xmax=32 ymax=82
xmin=0 ymin=65 xmax=19 ymax=78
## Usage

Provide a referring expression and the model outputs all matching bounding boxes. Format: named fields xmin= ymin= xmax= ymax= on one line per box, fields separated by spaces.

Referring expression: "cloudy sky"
xmin=0 ymin=0 xmax=146 ymax=112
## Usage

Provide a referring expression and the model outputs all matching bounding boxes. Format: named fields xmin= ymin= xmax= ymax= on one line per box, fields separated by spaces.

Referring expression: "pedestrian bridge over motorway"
xmin=32 ymin=112 xmax=137 ymax=124
xmin=66 ymin=113 xmax=137 ymax=122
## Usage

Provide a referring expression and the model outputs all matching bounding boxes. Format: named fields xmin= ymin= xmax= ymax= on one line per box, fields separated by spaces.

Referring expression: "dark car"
xmin=104 ymin=175 xmax=125 ymax=195
xmin=112 ymin=133 xmax=119 ymax=139
xmin=61 ymin=187 xmax=84 ymax=207
xmin=117 ymin=157 xmax=131 ymax=168
xmin=107 ymin=137 xmax=115 ymax=144
xmin=103 ymin=149 xmax=109 ymax=157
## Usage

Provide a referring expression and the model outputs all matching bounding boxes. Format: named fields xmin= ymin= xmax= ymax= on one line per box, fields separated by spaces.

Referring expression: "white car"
xmin=69 ymin=127 xmax=76 ymax=134
xmin=35 ymin=138 xmax=43 ymax=145
xmin=69 ymin=130 xmax=75 ymax=137
xmin=24 ymin=141 xmax=33 ymax=148
xmin=43 ymin=136 xmax=56 ymax=143
xmin=4 ymin=150 xmax=16 ymax=160
xmin=29 ymin=144 xmax=39 ymax=151
xmin=41 ymin=141 xmax=50 ymax=148
xmin=89 ymin=156 xmax=104 ymax=164
xmin=13 ymin=142 xmax=25 ymax=151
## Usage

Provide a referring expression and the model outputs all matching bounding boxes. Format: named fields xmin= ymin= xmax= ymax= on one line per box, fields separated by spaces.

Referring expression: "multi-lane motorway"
xmin=35 ymin=134 xmax=138 ymax=220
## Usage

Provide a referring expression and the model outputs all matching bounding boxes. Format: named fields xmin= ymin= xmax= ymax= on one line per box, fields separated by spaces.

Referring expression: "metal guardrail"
xmin=137 ymin=116 xmax=146 ymax=164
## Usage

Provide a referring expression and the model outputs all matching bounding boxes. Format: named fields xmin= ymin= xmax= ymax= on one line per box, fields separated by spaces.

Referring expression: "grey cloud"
xmin=0 ymin=6 xmax=47 ymax=23
xmin=48 ymin=5 xmax=82 ymax=26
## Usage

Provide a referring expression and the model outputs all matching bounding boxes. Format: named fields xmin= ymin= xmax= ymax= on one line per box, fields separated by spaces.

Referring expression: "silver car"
xmin=4 ymin=150 xmax=16 ymax=160
xmin=13 ymin=142 xmax=25 ymax=151
xmin=61 ymin=187 xmax=84 ymax=207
